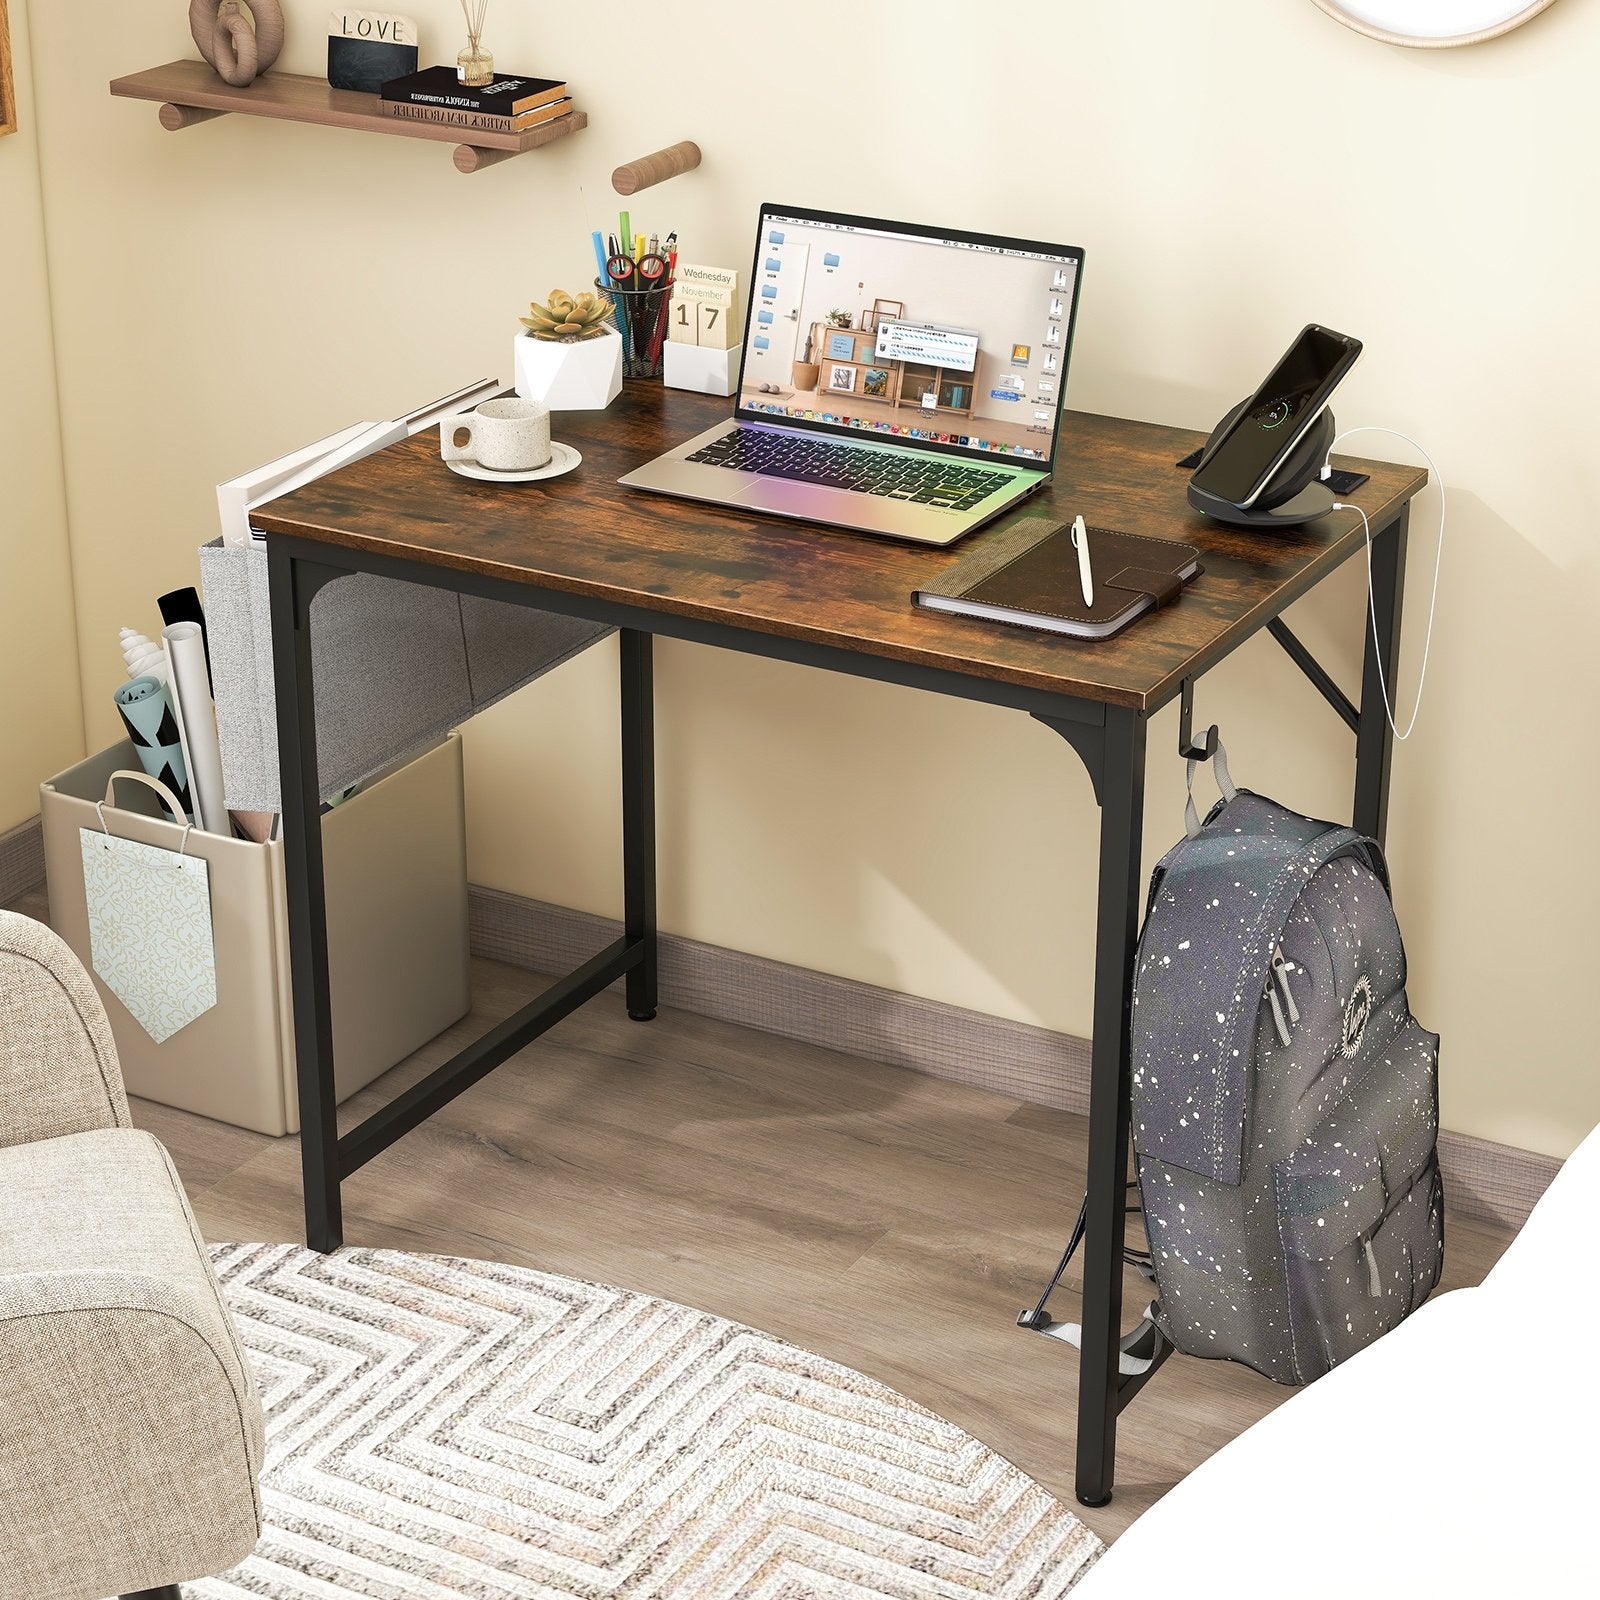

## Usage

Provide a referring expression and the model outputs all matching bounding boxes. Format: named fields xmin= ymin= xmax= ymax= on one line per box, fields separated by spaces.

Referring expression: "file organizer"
xmin=199 ymin=538 xmax=613 ymax=811
xmin=42 ymin=735 xmax=472 ymax=1136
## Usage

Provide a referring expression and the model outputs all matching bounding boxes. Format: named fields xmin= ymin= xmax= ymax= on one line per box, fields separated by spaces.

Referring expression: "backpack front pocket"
xmin=1274 ymin=1132 xmax=1442 ymax=1383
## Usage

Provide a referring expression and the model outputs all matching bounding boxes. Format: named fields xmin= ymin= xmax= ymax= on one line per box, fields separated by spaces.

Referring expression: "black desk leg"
xmin=1353 ymin=504 xmax=1409 ymax=849
xmin=267 ymin=544 xmax=343 ymax=1254
xmin=1075 ymin=706 xmax=1147 ymax=1506
xmin=620 ymin=630 xmax=658 ymax=1021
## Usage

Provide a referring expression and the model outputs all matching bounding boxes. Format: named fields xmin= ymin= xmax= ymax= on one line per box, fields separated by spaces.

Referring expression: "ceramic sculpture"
xmin=189 ymin=0 xmax=285 ymax=88
xmin=119 ymin=628 xmax=169 ymax=683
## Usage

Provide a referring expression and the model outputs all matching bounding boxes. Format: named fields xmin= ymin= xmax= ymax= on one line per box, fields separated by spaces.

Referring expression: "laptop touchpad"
xmin=744 ymin=480 xmax=850 ymax=514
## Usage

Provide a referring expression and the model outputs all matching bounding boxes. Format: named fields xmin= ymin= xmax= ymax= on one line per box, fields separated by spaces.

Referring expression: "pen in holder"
xmin=596 ymin=273 xmax=675 ymax=380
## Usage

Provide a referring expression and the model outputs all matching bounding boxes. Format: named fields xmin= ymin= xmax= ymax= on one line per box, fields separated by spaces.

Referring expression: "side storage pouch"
xmin=200 ymin=538 xmax=614 ymax=812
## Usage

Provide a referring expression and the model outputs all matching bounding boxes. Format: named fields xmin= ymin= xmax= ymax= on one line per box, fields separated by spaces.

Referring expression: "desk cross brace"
xmin=335 ymin=936 xmax=644 ymax=1177
xmin=1268 ymin=619 xmax=1359 ymax=733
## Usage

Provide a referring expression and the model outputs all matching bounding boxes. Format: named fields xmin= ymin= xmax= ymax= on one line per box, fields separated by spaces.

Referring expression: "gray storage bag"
xmin=1131 ymin=747 xmax=1443 ymax=1384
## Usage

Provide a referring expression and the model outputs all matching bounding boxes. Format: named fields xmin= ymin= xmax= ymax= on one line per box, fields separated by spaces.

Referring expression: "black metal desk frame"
xmin=267 ymin=504 xmax=1407 ymax=1508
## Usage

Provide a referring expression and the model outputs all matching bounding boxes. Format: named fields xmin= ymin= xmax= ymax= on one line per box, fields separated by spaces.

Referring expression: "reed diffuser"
xmin=457 ymin=0 xmax=493 ymax=85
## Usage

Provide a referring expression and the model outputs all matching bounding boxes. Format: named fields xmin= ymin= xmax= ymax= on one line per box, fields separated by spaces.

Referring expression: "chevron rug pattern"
xmin=195 ymin=1244 xmax=1101 ymax=1598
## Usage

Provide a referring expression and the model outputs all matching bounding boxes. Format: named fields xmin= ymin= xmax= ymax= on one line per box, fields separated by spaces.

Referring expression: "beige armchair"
xmin=0 ymin=910 xmax=264 ymax=1600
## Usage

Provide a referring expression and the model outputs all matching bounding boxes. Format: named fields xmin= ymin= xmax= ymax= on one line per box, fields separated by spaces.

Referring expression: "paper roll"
xmin=163 ymin=621 xmax=230 ymax=835
xmin=158 ymin=586 xmax=211 ymax=678
xmin=160 ymin=634 xmax=197 ymax=828
xmin=113 ymin=676 xmax=194 ymax=819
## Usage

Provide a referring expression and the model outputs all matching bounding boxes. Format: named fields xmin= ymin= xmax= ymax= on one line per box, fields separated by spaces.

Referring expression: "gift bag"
xmin=79 ymin=770 xmax=217 ymax=1044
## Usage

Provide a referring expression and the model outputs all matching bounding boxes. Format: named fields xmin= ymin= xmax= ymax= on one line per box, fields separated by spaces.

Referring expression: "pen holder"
xmin=595 ymin=276 xmax=675 ymax=380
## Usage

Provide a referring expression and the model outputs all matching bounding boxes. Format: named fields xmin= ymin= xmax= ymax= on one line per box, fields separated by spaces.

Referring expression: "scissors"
xmin=606 ymin=251 xmax=671 ymax=288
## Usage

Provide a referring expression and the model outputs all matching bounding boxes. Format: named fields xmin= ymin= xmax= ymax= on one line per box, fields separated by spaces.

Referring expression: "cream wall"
xmin=24 ymin=2 xmax=1600 ymax=1158
xmin=0 ymin=0 xmax=82 ymax=830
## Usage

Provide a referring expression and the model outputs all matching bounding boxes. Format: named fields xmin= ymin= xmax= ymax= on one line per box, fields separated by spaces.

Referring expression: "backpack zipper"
xmin=1362 ymin=1234 xmax=1382 ymax=1299
xmin=1273 ymin=947 xmax=1300 ymax=1023
xmin=1265 ymin=946 xmax=1300 ymax=1046
xmin=1268 ymin=983 xmax=1291 ymax=1047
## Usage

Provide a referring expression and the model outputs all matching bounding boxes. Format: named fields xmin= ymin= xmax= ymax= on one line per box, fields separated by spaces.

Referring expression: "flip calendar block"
xmin=675 ymin=262 xmax=740 ymax=298
xmin=668 ymin=297 xmax=699 ymax=345
xmin=667 ymin=263 xmax=743 ymax=349
xmin=696 ymin=300 xmax=741 ymax=349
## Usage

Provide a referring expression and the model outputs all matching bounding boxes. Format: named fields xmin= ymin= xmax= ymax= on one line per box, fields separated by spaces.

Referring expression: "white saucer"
xmin=444 ymin=441 xmax=582 ymax=483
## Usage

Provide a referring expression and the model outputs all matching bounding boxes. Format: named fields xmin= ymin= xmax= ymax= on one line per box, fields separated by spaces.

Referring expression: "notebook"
xmin=619 ymin=204 xmax=1084 ymax=548
xmin=913 ymin=517 xmax=1202 ymax=640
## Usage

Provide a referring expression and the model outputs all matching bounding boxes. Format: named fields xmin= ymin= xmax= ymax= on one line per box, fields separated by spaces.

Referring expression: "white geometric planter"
xmin=514 ymin=328 xmax=623 ymax=410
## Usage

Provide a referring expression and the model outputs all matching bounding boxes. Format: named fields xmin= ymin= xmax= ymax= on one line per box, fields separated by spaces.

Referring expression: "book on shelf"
xmin=912 ymin=516 xmax=1202 ymax=641
xmin=377 ymin=96 xmax=573 ymax=134
xmin=378 ymin=65 xmax=568 ymax=116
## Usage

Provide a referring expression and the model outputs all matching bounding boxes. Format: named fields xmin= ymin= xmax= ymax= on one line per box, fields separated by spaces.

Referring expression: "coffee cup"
xmin=441 ymin=398 xmax=553 ymax=472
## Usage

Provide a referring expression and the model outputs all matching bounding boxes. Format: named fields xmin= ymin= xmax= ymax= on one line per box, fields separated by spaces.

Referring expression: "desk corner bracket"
xmin=1031 ymin=712 xmax=1108 ymax=805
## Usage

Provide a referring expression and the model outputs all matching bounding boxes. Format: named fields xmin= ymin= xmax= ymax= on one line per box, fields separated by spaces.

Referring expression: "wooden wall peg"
xmin=453 ymin=143 xmax=519 ymax=174
xmin=611 ymin=140 xmax=701 ymax=195
xmin=158 ymin=101 xmax=228 ymax=131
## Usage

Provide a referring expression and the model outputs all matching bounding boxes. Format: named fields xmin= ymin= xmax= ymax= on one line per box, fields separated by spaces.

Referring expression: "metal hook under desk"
xmin=1177 ymin=676 xmax=1218 ymax=762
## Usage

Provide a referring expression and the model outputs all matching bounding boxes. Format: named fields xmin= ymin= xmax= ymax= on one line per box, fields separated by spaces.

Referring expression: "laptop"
xmin=619 ymin=203 xmax=1084 ymax=548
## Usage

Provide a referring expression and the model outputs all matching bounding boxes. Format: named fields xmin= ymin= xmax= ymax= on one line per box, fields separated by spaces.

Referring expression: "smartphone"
xmin=1191 ymin=325 xmax=1362 ymax=509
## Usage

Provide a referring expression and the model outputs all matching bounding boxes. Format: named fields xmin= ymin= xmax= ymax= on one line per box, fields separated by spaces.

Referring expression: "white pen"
xmin=1072 ymin=514 xmax=1095 ymax=607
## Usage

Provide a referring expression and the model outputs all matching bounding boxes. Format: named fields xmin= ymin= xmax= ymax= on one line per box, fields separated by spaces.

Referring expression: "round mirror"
xmin=1310 ymin=1 xmax=1556 ymax=46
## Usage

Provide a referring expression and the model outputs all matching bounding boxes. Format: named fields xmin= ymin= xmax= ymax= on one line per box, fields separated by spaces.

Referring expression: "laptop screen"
xmin=735 ymin=205 xmax=1083 ymax=469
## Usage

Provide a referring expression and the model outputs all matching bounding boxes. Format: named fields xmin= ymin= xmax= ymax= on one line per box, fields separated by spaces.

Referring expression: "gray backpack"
xmin=1131 ymin=751 xmax=1443 ymax=1385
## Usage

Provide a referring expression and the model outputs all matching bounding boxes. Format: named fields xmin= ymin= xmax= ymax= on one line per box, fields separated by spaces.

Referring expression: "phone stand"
xmin=1186 ymin=402 xmax=1337 ymax=529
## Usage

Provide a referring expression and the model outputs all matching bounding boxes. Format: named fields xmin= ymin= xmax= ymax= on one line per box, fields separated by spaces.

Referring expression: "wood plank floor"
xmin=6 ymin=885 xmax=1514 ymax=1543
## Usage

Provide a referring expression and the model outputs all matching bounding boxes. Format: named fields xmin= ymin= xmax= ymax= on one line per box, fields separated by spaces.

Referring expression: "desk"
xmin=257 ymin=386 xmax=1426 ymax=1506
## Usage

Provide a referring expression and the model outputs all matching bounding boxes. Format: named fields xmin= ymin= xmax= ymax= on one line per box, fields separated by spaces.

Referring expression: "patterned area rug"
xmin=197 ymin=1244 xmax=1102 ymax=1598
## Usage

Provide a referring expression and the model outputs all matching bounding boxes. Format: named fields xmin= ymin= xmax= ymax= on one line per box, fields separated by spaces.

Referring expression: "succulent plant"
xmin=520 ymin=289 xmax=615 ymax=341
xmin=827 ymin=308 xmax=854 ymax=328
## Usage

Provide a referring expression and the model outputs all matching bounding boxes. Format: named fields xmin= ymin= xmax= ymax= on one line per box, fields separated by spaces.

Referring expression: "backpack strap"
xmin=1183 ymin=738 xmax=1237 ymax=839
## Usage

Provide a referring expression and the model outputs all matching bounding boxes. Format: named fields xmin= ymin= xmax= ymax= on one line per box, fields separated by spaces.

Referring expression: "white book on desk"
xmin=244 ymin=420 xmax=407 ymax=541
xmin=217 ymin=380 xmax=500 ymax=547
xmin=218 ymin=421 xmax=378 ymax=548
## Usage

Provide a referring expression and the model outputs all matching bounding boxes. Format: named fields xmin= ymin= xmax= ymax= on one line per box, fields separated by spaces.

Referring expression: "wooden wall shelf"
xmin=110 ymin=60 xmax=586 ymax=174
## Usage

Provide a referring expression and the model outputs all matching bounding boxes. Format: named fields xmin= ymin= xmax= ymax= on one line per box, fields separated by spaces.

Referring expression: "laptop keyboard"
xmin=686 ymin=429 xmax=1014 ymax=512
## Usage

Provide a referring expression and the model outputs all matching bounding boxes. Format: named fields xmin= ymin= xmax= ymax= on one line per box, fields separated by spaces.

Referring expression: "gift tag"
xmin=80 ymin=825 xmax=216 ymax=1043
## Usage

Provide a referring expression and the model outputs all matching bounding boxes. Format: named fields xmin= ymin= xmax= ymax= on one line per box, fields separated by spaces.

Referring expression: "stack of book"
xmin=378 ymin=67 xmax=571 ymax=135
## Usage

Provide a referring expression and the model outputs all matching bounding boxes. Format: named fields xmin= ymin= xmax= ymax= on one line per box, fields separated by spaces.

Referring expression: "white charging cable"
xmin=1320 ymin=427 xmax=1444 ymax=742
